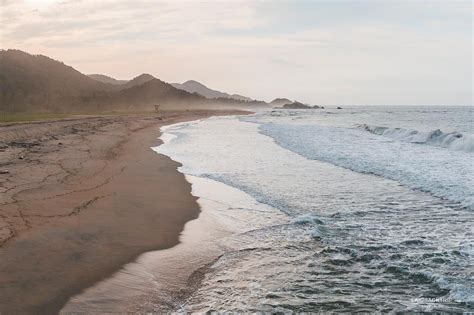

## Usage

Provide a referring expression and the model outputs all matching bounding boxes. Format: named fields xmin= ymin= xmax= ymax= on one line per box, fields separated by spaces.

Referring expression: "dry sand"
xmin=0 ymin=110 xmax=244 ymax=314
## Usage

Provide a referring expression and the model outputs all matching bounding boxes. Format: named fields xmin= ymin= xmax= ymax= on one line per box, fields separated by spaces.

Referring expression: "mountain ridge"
xmin=0 ymin=49 xmax=269 ymax=112
xmin=172 ymin=80 xmax=253 ymax=102
xmin=88 ymin=74 xmax=128 ymax=85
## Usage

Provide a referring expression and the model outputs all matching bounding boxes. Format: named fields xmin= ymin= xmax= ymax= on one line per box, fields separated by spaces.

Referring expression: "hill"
xmin=88 ymin=73 xmax=156 ymax=90
xmin=112 ymin=78 xmax=208 ymax=109
xmin=122 ymin=73 xmax=155 ymax=89
xmin=88 ymin=74 xmax=128 ymax=85
xmin=172 ymin=80 xmax=252 ymax=101
xmin=116 ymin=79 xmax=269 ymax=110
xmin=270 ymin=98 xmax=293 ymax=107
xmin=0 ymin=50 xmax=268 ymax=113
xmin=0 ymin=49 xmax=113 ymax=112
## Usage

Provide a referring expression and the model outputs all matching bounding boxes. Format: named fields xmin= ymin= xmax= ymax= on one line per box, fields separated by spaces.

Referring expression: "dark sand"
xmin=0 ymin=110 xmax=244 ymax=314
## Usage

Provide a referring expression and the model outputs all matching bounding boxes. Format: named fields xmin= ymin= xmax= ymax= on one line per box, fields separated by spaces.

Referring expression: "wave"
xmin=357 ymin=124 xmax=474 ymax=153
xmin=291 ymin=214 xmax=325 ymax=225
xmin=259 ymin=123 xmax=474 ymax=210
xmin=386 ymin=266 xmax=473 ymax=304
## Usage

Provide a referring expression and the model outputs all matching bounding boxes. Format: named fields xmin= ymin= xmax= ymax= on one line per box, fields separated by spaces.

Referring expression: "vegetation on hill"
xmin=0 ymin=49 xmax=113 ymax=112
xmin=270 ymin=98 xmax=293 ymax=106
xmin=88 ymin=74 xmax=128 ymax=85
xmin=0 ymin=50 xmax=269 ymax=113
xmin=172 ymin=80 xmax=253 ymax=101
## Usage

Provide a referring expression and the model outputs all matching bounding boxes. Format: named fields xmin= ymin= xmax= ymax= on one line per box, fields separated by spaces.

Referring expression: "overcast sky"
xmin=1 ymin=0 xmax=472 ymax=105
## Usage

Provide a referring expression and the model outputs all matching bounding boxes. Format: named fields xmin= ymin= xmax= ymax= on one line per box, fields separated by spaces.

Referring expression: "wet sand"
xmin=61 ymin=175 xmax=289 ymax=313
xmin=0 ymin=110 xmax=244 ymax=314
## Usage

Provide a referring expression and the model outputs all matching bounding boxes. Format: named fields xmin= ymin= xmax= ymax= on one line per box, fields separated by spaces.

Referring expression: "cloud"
xmin=1 ymin=0 xmax=472 ymax=105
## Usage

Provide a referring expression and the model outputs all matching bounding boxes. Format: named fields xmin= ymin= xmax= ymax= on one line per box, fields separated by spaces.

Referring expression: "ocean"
xmin=154 ymin=106 xmax=473 ymax=312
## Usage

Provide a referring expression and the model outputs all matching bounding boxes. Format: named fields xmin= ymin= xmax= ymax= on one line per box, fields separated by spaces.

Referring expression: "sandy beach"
xmin=1 ymin=1 xmax=470 ymax=312
xmin=0 ymin=110 xmax=244 ymax=314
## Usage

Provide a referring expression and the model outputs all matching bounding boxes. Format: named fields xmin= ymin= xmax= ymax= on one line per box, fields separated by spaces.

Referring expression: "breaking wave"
xmin=357 ymin=124 xmax=474 ymax=153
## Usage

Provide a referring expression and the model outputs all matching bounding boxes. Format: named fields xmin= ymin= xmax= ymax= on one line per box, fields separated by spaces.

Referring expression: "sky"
xmin=1 ymin=0 xmax=472 ymax=105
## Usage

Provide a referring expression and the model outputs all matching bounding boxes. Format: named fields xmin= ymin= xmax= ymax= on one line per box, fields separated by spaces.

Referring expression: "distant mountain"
xmin=172 ymin=80 xmax=253 ymax=101
xmin=122 ymin=73 xmax=155 ymax=89
xmin=115 ymin=79 xmax=269 ymax=110
xmin=88 ymin=74 xmax=128 ymax=85
xmin=0 ymin=50 xmax=268 ymax=113
xmin=0 ymin=50 xmax=203 ymax=112
xmin=88 ymin=73 xmax=155 ymax=89
xmin=270 ymin=98 xmax=292 ymax=106
xmin=112 ymin=78 xmax=208 ymax=109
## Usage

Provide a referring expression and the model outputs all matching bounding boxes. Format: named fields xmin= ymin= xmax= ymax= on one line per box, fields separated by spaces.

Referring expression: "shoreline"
xmin=61 ymin=175 xmax=234 ymax=313
xmin=61 ymin=115 xmax=288 ymax=313
xmin=62 ymin=173 xmax=287 ymax=313
xmin=0 ymin=110 xmax=246 ymax=314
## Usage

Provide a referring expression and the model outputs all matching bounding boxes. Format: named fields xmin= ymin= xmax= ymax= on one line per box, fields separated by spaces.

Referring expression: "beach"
xmin=0 ymin=110 xmax=244 ymax=314
xmin=140 ymin=107 xmax=472 ymax=312
xmin=1 ymin=107 xmax=472 ymax=313
xmin=1 ymin=1 xmax=470 ymax=312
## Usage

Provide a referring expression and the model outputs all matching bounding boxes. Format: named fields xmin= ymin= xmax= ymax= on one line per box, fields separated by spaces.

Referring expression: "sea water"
xmin=155 ymin=106 xmax=473 ymax=312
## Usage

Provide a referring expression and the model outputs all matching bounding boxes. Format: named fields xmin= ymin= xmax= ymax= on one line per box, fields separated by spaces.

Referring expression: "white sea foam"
xmin=159 ymin=132 xmax=177 ymax=144
xmin=357 ymin=124 xmax=474 ymax=152
xmin=153 ymin=107 xmax=473 ymax=312
xmin=259 ymin=123 xmax=474 ymax=210
xmin=291 ymin=214 xmax=325 ymax=225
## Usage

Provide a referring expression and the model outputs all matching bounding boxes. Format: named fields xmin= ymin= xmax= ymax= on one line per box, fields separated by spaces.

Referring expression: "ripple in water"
xmin=156 ymin=108 xmax=473 ymax=313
